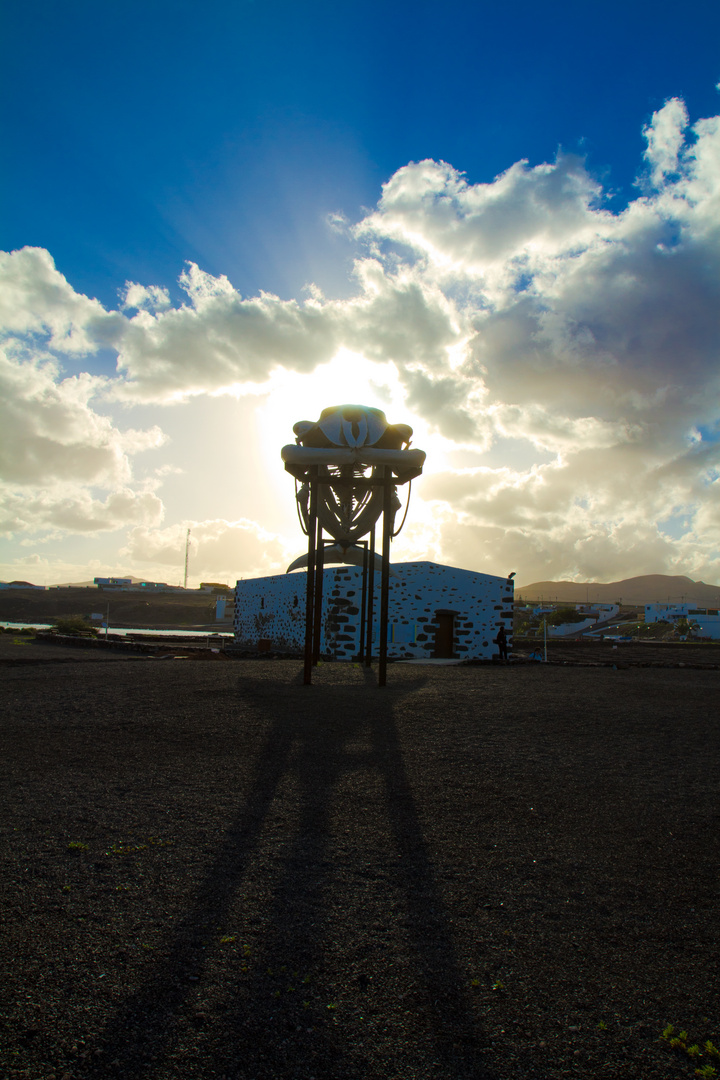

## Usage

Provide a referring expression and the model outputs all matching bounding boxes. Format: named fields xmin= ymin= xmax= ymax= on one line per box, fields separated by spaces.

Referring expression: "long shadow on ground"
xmin=83 ymin=666 xmax=494 ymax=1079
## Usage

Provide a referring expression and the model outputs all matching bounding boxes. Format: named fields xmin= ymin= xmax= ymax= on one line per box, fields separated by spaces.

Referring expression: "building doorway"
xmin=433 ymin=611 xmax=455 ymax=658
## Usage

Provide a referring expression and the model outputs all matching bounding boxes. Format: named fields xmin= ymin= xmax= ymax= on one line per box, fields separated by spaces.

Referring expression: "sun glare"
xmin=248 ymin=351 xmax=456 ymax=548
xmin=256 ymin=351 xmax=396 ymax=467
xmin=255 ymin=350 xmax=456 ymax=474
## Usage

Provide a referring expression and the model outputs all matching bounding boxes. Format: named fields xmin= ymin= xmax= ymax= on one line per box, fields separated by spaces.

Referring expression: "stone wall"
xmin=233 ymin=561 xmax=513 ymax=660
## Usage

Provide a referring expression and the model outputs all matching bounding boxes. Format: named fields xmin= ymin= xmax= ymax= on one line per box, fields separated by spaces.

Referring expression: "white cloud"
xmin=0 ymin=349 xmax=165 ymax=486
xmin=0 ymin=247 xmax=124 ymax=354
xmin=114 ymin=277 xmax=340 ymax=402
xmin=0 ymin=347 xmax=166 ymax=538
xmin=353 ymin=154 xmax=613 ymax=304
xmin=0 ymin=487 xmax=164 ymax=537
xmin=122 ymin=519 xmax=293 ymax=581
xmin=121 ymin=281 xmax=171 ymax=311
xmin=348 ymin=100 xmax=720 ymax=581
xmin=2 ymin=94 xmax=720 ymax=584
xmin=111 ymin=257 xmax=462 ymax=404
xmin=643 ymin=98 xmax=689 ymax=187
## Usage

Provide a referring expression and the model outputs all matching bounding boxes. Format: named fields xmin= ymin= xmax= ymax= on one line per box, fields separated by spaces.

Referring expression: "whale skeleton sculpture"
xmin=282 ymin=405 xmax=426 ymax=685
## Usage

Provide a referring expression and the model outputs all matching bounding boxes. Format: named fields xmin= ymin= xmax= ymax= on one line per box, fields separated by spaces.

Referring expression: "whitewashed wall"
xmin=233 ymin=561 xmax=514 ymax=660
xmin=688 ymin=615 xmax=720 ymax=639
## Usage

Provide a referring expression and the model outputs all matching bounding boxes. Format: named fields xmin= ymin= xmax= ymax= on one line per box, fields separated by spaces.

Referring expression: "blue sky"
xmin=1 ymin=0 xmax=720 ymax=586
xmin=5 ymin=0 xmax=719 ymax=304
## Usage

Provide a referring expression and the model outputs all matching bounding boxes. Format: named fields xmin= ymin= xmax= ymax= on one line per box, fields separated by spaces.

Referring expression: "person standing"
xmin=495 ymin=624 xmax=509 ymax=661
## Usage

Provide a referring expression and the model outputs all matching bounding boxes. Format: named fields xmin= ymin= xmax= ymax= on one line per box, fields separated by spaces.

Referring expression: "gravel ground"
xmin=1 ymin=647 xmax=718 ymax=1080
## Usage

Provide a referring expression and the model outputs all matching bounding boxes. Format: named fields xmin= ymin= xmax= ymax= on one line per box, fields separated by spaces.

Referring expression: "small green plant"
xmin=598 ymin=1020 xmax=607 ymax=1031
xmin=67 ymin=841 xmax=89 ymax=852
xmin=492 ymin=980 xmax=504 ymax=991
xmin=219 ymin=935 xmax=236 ymax=944
xmin=662 ymin=1024 xmax=720 ymax=1074
xmin=53 ymin=615 xmax=98 ymax=636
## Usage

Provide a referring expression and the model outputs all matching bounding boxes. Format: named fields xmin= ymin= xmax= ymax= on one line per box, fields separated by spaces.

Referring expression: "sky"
xmin=1 ymin=0 xmax=720 ymax=587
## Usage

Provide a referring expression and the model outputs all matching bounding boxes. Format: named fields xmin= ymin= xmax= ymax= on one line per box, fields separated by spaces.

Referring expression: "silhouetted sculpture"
xmin=282 ymin=405 xmax=425 ymax=686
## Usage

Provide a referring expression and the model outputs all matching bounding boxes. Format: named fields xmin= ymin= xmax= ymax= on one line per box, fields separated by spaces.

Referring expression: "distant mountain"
xmin=516 ymin=574 xmax=720 ymax=606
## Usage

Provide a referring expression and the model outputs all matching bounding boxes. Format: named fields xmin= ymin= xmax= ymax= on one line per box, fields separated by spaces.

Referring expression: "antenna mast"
xmin=183 ymin=528 xmax=191 ymax=589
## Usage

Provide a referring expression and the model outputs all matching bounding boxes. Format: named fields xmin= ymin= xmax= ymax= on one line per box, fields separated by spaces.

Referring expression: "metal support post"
xmin=379 ymin=469 xmax=392 ymax=687
xmin=312 ymin=533 xmax=325 ymax=664
xmin=358 ymin=540 xmax=368 ymax=663
xmin=365 ymin=524 xmax=376 ymax=667
xmin=303 ymin=470 xmax=318 ymax=685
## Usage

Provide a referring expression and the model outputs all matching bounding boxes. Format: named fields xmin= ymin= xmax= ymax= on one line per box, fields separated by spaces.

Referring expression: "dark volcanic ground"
xmin=518 ymin=637 xmax=720 ymax=667
xmin=1 ymin=647 xmax=718 ymax=1080
xmin=0 ymin=586 xmax=218 ymax=628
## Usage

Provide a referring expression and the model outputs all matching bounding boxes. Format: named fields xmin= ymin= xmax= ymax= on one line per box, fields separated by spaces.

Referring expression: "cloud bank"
xmin=1 ymin=97 xmax=719 ymax=583
xmin=121 ymin=519 xmax=293 ymax=584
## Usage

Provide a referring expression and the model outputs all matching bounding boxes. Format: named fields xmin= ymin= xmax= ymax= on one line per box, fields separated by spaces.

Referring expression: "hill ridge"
xmin=516 ymin=573 xmax=720 ymax=606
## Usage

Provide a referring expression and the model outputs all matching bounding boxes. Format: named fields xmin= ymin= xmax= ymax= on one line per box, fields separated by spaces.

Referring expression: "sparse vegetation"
xmin=53 ymin=615 xmax=98 ymax=636
xmin=545 ymin=606 xmax=588 ymax=626
xmin=661 ymin=1024 xmax=720 ymax=1076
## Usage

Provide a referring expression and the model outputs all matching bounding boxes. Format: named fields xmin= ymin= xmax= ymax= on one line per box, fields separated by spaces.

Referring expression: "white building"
xmin=215 ymin=596 xmax=236 ymax=623
xmin=576 ymin=603 xmax=620 ymax=622
xmin=233 ymin=561 xmax=514 ymax=660
xmin=645 ymin=603 xmax=720 ymax=639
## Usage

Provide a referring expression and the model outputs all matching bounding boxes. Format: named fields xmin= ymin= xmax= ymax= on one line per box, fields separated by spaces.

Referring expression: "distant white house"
xmin=233 ymin=561 xmax=514 ymax=660
xmin=216 ymin=595 xmax=236 ymax=623
xmin=645 ymin=603 xmax=720 ymax=639
xmin=530 ymin=602 xmax=620 ymax=637
xmin=93 ymin=577 xmax=187 ymax=593
xmin=576 ymin=603 xmax=620 ymax=622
